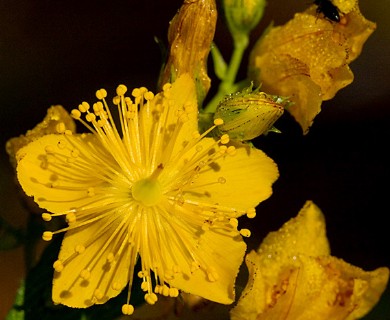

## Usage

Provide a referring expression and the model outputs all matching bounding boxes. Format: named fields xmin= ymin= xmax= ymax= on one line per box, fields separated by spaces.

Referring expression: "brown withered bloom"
xmin=158 ymin=0 xmax=217 ymax=106
xmin=248 ymin=1 xmax=376 ymax=134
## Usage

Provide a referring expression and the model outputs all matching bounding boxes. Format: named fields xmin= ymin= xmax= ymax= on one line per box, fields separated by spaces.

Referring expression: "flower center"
xmin=132 ymin=178 xmax=163 ymax=206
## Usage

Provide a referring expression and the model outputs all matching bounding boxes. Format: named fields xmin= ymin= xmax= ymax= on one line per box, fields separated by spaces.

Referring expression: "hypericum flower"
xmin=16 ymin=75 xmax=279 ymax=315
xmin=248 ymin=1 xmax=376 ymax=133
xmin=230 ymin=201 xmax=389 ymax=320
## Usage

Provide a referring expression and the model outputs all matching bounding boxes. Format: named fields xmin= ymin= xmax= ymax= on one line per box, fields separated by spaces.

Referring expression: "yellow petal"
xmin=16 ymin=134 xmax=123 ymax=214
xmin=168 ymin=226 xmax=246 ymax=304
xmin=52 ymin=217 xmax=131 ymax=307
xmin=184 ymin=140 xmax=279 ymax=213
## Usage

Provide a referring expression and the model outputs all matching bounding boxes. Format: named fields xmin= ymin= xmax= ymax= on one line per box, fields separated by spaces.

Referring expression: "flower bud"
xmin=158 ymin=0 xmax=217 ymax=106
xmin=214 ymin=84 xmax=289 ymax=140
xmin=222 ymin=0 xmax=266 ymax=36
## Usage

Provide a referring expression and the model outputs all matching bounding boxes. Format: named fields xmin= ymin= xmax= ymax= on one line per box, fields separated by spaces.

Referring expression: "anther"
xmin=162 ymin=83 xmax=172 ymax=92
xmin=229 ymin=218 xmax=239 ymax=228
xmin=227 ymin=146 xmax=237 ymax=155
xmin=86 ymin=113 xmax=96 ymax=122
xmin=141 ymin=281 xmax=148 ymax=291
xmin=116 ymin=84 xmax=127 ymax=96
xmin=131 ymin=88 xmax=141 ymax=98
xmin=53 ymin=260 xmax=64 ymax=272
xmin=93 ymin=102 xmax=104 ymax=113
xmin=240 ymin=229 xmax=251 ymax=237
xmin=122 ymin=304 xmax=134 ymax=315
xmin=220 ymin=134 xmax=230 ymax=144
xmin=66 ymin=212 xmax=76 ymax=224
xmin=80 ymin=269 xmax=91 ymax=280
xmin=112 ymin=281 xmax=121 ymax=291
xmin=75 ymin=245 xmax=85 ymax=254
xmin=207 ymin=267 xmax=219 ymax=282
xmin=112 ymin=96 xmax=121 ymax=105
xmin=144 ymin=91 xmax=154 ymax=101
xmin=94 ymin=289 xmax=104 ymax=300
xmin=169 ymin=287 xmax=179 ymax=297
xmin=79 ymin=102 xmax=90 ymax=113
xmin=162 ymin=285 xmax=170 ymax=296
xmin=214 ymin=118 xmax=224 ymax=126
xmin=96 ymin=89 xmax=107 ymax=100
xmin=154 ymin=285 xmax=163 ymax=294
xmin=56 ymin=122 xmax=66 ymax=134
xmin=42 ymin=213 xmax=52 ymax=221
xmin=42 ymin=231 xmax=53 ymax=241
xmin=246 ymin=208 xmax=256 ymax=219
xmin=45 ymin=145 xmax=55 ymax=153
xmin=107 ymin=252 xmax=115 ymax=263
xmin=218 ymin=177 xmax=226 ymax=184
xmin=71 ymin=109 xmax=81 ymax=119
xmin=145 ymin=293 xmax=158 ymax=305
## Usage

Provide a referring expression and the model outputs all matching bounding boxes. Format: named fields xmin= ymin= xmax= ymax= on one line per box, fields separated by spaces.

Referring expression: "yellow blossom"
xmin=15 ymin=75 xmax=279 ymax=315
xmin=248 ymin=2 xmax=376 ymax=133
xmin=230 ymin=201 xmax=389 ymax=320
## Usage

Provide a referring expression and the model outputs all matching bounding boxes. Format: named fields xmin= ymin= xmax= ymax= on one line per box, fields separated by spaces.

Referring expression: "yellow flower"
xmin=230 ymin=201 xmax=389 ymax=320
xmin=15 ymin=75 xmax=279 ymax=315
xmin=248 ymin=2 xmax=376 ymax=133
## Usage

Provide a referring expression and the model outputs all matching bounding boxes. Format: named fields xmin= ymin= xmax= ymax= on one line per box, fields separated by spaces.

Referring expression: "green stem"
xmin=204 ymin=33 xmax=249 ymax=113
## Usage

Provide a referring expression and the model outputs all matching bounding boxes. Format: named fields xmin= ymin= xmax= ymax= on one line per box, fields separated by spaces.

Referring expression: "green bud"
xmin=223 ymin=0 xmax=267 ymax=36
xmin=214 ymin=84 xmax=290 ymax=140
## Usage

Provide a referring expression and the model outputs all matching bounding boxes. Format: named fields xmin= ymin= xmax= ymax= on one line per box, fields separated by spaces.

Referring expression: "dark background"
xmin=1 ymin=0 xmax=389 ymax=318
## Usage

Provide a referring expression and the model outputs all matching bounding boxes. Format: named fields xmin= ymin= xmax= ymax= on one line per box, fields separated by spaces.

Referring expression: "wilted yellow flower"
xmin=16 ymin=75 xmax=279 ymax=315
xmin=6 ymin=105 xmax=76 ymax=168
xmin=230 ymin=201 xmax=389 ymax=320
xmin=158 ymin=0 xmax=217 ymax=106
xmin=248 ymin=2 xmax=376 ymax=133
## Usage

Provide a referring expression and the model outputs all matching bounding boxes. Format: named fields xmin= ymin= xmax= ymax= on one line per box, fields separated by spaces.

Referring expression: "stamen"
xmin=42 ymin=213 xmax=52 ymax=221
xmin=42 ymin=231 xmax=53 ymax=241
xmin=240 ymin=228 xmax=251 ymax=237
xmin=145 ymin=293 xmax=158 ymax=305
xmin=246 ymin=208 xmax=257 ymax=219
xmin=53 ymin=260 xmax=64 ymax=272
xmin=121 ymin=304 xmax=134 ymax=315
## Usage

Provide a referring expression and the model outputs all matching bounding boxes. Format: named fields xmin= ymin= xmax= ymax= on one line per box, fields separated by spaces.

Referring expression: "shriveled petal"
xmin=254 ymin=256 xmax=389 ymax=320
xmin=167 ymin=226 xmax=246 ymax=304
xmin=52 ymin=217 xmax=131 ymax=307
xmin=16 ymin=134 xmax=121 ymax=214
xmin=231 ymin=201 xmax=389 ymax=320
xmin=184 ymin=140 xmax=279 ymax=214
xmin=249 ymin=5 xmax=376 ymax=133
